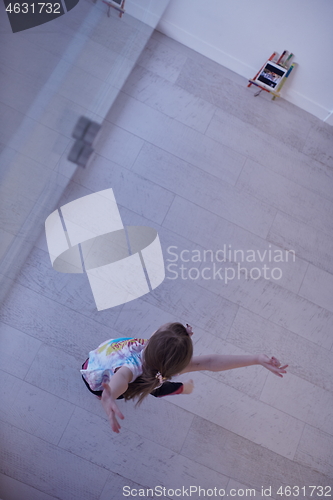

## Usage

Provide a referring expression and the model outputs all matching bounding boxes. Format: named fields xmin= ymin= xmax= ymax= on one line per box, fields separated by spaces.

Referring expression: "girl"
xmin=81 ymin=322 xmax=287 ymax=433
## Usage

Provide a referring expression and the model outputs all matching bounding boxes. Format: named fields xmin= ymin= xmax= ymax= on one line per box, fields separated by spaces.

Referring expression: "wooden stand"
xmin=102 ymin=0 xmax=125 ymax=17
xmin=248 ymin=51 xmax=296 ymax=99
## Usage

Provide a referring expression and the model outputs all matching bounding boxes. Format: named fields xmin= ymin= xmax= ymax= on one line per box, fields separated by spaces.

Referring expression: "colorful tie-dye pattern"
xmin=80 ymin=338 xmax=147 ymax=391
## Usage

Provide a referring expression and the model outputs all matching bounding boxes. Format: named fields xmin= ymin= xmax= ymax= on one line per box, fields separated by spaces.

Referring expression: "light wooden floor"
xmin=1 ymin=27 xmax=333 ymax=500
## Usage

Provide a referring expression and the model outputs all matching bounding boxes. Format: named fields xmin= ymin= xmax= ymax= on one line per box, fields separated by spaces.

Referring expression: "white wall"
xmin=158 ymin=0 xmax=333 ymax=123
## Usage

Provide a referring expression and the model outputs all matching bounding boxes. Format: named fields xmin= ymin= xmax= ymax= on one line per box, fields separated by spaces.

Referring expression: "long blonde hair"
xmin=123 ymin=322 xmax=193 ymax=405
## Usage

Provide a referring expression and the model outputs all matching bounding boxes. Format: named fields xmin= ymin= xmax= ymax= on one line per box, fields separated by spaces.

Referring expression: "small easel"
xmin=102 ymin=0 xmax=125 ymax=17
xmin=248 ymin=51 xmax=296 ymax=100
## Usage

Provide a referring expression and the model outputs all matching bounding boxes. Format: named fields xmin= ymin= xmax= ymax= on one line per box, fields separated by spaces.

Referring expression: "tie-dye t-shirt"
xmin=80 ymin=337 xmax=147 ymax=391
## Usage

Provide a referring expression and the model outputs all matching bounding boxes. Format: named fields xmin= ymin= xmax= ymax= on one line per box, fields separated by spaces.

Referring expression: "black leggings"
xmin=81 ymin=361 xmax=183 ymax=399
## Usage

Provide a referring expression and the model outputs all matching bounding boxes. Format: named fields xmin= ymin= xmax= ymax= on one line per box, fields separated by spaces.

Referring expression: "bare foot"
xmin=182 ymin=379 xmax=194 ymax=394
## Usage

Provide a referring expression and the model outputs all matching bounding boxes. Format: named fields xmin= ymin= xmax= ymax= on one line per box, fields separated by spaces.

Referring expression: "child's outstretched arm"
xmin=101 ymin=366 xmax=133 ymax=433
xmin=180 ymin=354 xmax=287 ymax=377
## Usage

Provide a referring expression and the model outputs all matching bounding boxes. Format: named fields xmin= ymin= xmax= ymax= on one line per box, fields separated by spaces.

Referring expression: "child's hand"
xmin=182 ymin=379 xmax=194 ymax=394
xmin=101 ymin=382 xmax=125 ymax=433
xmin=258 ymin=354 xmax=288 ymax=377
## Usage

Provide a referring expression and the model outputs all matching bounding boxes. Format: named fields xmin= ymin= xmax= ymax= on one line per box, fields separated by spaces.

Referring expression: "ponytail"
xmin=122 ymin=322 xmax=193 ymax=405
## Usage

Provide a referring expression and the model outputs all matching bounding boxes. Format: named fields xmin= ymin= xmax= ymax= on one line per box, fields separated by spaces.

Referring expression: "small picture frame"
xmin=255 ymin=61 xmax=287 ymax=90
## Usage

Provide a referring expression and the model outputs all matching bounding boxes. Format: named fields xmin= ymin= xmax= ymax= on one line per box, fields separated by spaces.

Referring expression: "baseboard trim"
xmin=157 ymin=19 xmax=331 ymax=123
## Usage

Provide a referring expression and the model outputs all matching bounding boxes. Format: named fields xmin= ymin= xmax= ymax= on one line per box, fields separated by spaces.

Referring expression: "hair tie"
xmin=155 ymin=371 xmax=164 ymax=384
